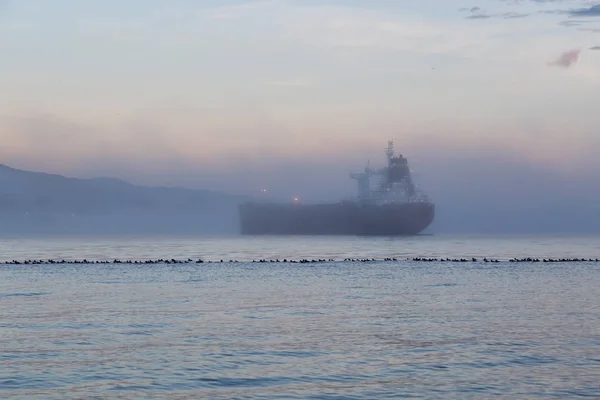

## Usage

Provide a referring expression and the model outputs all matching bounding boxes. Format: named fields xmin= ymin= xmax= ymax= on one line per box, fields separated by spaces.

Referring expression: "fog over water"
xmin=2 ymin=140 xmax=599 ymax=235
xmin=1 ymin=0 xmax=600 ymax=235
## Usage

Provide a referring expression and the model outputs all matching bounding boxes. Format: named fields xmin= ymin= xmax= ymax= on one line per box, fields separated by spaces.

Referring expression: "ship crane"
xmin=350 ymin=168 xmax=374 ymax=203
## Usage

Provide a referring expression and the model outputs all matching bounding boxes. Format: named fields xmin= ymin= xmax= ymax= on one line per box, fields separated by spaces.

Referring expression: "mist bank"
xmin=2 ymin=139 xmax=600 ymax=236
xmin=0 ymin=164 xmax=244 ymax=235
xmin=137 ymin=145 xmax=600 ymax=235
xmin=118 ymin=144 xmax=600 ymax=235
xmin=0 ymin=212 xmax=240 ymax=236
xmin=415 ymin=147 xmax=600 ymax=234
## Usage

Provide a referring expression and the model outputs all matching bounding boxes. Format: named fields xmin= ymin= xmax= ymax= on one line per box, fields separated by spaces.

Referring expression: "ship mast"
xmin=385 ymin=140 xmax=394 ymax=164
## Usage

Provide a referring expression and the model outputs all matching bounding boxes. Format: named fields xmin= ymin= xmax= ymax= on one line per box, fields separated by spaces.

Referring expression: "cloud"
xmin=468 ymin=1 xmax=600 ymax=27
xmin=272 ymin=4 xmax=494 ymax=55
xmin=466 ymin=12 xmax=493 ymax=19
xmin=503 ymin=12 xmax=530 ymax=18
xmin=579 ymin=27 xmax=600 ymax=32
xmin=458 ymin=6 xmax=482 ymax=12
xmin=559 ymin=19 xmax=593 ymax=27
xmin=568 ymin=4 xmax=600 ymax=17
xmin=462 ymin=6 xmax=529 ymax=19
xmin=548 ymin=48 xmax=581 ymax=67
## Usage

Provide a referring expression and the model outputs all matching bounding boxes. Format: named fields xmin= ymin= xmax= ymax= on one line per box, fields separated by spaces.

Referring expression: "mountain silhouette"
xmin=0 ymin=164 xmax=246 ymax=235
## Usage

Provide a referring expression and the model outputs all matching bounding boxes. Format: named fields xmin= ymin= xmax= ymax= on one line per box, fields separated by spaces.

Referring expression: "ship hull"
xmin=239 ymin=202 xmax=434 ymax=236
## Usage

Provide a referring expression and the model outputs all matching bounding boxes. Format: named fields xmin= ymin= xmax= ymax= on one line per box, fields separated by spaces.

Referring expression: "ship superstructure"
xmin=350 ymin=141 xmax=429 ymax=205
xmin=239 ymin=141 xmax=434 ymax=235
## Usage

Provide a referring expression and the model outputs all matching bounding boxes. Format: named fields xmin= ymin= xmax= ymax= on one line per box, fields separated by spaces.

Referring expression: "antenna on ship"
xmin=385 ymin=140 xmax=394 ymax=160
xmin=385 ymin=140 xmax=395 ymax=167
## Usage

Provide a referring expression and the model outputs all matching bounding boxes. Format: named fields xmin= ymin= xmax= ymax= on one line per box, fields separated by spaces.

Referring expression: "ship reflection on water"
xmin=239 ymin=141 xmax=434 ymax=236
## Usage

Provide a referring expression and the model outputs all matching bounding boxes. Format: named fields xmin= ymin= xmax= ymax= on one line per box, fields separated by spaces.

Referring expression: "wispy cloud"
xmin=461 ymin=1 xmax=599 ymax=68
xmin=578 ymin=27 xmax=600 ymax=32
xmin=459 ymin=6 xmax=482 ymax=12
xmin=467 ymin=13 xmax=493 ymax=19
xmin=548 ymin=48 xmax=581 ymax=67
xmin=559 ymin=19 xmax=594 ymax=27
xmin=568 ymin=4 xmax=600 ymax=17
xmin=462 ymin=6 xmax=529 ymax=19
xmin=465 ymin=1 xmax=600 ymax=28
xmin=504 ymin=11 xmax=531 ymax=18
xmin=274 ymin=5 xmax=483 ymax=55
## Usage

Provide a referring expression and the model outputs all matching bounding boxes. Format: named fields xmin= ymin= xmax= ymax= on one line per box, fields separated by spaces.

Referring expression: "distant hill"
xmin=0 ymin=164 xmax=247 ymax=235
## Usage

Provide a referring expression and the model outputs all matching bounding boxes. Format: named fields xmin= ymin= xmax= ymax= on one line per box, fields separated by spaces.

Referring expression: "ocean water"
xmin=1 ymin=234 xmax=600 ymax=399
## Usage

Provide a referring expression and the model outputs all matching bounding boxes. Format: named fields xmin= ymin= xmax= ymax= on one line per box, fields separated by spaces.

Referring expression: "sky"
xmin=1 ymin=0 xmax=600 ymax=232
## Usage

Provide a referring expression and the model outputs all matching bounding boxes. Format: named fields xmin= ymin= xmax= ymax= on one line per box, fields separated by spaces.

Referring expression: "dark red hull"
xmin=239 ymin=201 xmax=434 ymax=236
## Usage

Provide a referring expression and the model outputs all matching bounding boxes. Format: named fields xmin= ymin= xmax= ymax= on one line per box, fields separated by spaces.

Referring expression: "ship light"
xmin=293 ymin=197 xmax=299 ymax=202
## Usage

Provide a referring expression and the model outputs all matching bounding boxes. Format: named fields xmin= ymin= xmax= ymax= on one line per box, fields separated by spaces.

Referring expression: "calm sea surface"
xmin=1 ymin=234 xmax=599 ymax=399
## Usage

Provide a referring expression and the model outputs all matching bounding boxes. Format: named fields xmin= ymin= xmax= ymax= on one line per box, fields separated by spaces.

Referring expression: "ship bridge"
xmin=351 ymin=140 xmax=428 ymax=205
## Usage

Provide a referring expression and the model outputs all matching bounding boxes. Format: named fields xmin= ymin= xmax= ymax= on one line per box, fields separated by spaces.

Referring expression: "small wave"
xmin=425 ymin=283 xmax=458 ymax=287
xmin=0 ymin=292 xmax=51 ymax=298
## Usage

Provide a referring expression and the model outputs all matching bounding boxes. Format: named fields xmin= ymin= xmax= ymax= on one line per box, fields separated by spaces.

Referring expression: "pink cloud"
xmin=548 ymin=49 xmax=581 ymax=68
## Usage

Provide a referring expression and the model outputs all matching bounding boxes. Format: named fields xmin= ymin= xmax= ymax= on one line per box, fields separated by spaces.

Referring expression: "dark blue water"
xmin=1 ymin=235 xmax=599 ymax=399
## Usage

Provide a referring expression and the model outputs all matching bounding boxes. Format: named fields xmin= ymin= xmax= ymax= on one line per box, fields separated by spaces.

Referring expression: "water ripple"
xmin=1 ymin=243 xmax=600 ymax=398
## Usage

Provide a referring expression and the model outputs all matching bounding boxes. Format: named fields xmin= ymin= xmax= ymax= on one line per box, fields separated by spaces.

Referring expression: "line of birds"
xmin=1 ymin=257 xmax=598 ymax=265
xmin=410 ymin=257 xmax=599 ymax=263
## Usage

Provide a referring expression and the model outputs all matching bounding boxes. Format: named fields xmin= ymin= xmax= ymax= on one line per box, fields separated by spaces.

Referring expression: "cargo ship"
xmin=239 ymin=141 xmax=434 ymax=235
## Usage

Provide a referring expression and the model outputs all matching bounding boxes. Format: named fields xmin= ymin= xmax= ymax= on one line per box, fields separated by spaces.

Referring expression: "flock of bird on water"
xmin=1 ymin=257 xmax=598 ymax=265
